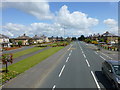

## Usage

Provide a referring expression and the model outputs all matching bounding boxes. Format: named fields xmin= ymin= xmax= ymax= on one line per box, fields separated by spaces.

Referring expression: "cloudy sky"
xmin=1 ymin=1 xmax=118 ymax=38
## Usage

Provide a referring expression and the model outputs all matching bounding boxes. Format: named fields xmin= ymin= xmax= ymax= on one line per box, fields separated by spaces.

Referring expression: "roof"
xmin=0 ymin=34 xmax=9 ymax=39
xmin=15 ymin=34 xmax=30 ymax=40
xmin=32 ymin=35 xmax=40 ymax=39
xmin=102 ymin=31 xmax=117 ymax=37
xmin=106 ymin=60 xmax=120 ymax=65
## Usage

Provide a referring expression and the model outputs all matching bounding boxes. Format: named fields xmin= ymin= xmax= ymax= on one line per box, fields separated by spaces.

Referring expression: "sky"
xmin=1 ymin=1 xmax=118 ymax=38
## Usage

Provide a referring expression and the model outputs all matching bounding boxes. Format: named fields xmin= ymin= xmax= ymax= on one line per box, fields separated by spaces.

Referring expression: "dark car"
xmin=102 ymin=60 xmax=120 ymax=89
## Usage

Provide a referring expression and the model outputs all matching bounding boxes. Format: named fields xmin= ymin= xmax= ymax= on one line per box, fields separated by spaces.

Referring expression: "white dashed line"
xmin=69 ymin=53 xmax=71 ymax=56
xmin=99 ymin=55 xmax=106 ymax=60
xmin=70 ymin=50 xmax=72 ymax=53
xmin=66 ymin=57 xmax=69 ymax=62
xmin=82 ymin=51 xmax=84 ymax=54
xmin=91 ymin=71 xmax=101 ymax=90
xmin=94 ymin=52 xmax=98 ymax=55
xmin=85 ymin=59 xmax=90 ymax=67
xmin=52 ymin=85 xmax=56 ymax=90
xmin=67 ymin=45 xmax=73 ymax=51
xmin=83 ymin=54 xmax=86 ymax=58
xmin=59 ymin=65 xmax=65 ymax=77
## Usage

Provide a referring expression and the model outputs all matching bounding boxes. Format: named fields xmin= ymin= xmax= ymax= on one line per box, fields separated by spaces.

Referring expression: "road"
xmin=3 ymin=41 xmax=117 ymax=89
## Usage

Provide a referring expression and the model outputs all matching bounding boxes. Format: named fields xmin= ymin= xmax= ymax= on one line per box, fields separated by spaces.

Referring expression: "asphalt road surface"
xmin=3 ymin=41 xmax=117 ymax=89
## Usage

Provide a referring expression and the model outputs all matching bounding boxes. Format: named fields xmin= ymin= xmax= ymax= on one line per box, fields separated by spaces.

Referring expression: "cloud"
xmin=55 ymin=5 xmax=99 ymax=30
xmin=103 ymin=19 xmax=118 ymax=35
xmin=103 ymin=18 xmax=117 ymax=27
xmin=2 ymin=1 xmax=54 ymax=20
xmin=2 ymin=5 xmax=100 ymax=37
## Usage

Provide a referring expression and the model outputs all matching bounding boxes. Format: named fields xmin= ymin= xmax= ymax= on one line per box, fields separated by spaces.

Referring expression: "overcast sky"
xmin=1 ymin=1 xmax=118 ymax=38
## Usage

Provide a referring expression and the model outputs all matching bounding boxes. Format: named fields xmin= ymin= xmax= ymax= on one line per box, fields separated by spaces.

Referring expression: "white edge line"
xmin=91 ymin=71 xmax=101 ymax=90
xmin=85 ymin=59 xmax=90 ymax=67
xmin=59 ymin=65 xmax=65 ymax=77
xmin=52 ymin=85 xmax=56 ymax=90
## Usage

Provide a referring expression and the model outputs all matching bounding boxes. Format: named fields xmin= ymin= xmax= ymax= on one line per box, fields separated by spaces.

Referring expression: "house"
xmin=32 ymin=35 xmax=50 ymax=44
xmin=48 ymin=36 xmax=64 ymax=42
xmin=40 ymin=35 xmax=50 ymax=43
xmin=48 ymin=36 xmax=56 ymax=42
xmin=66 ymin=37 xmax=72 ymax=41
xmin=0 ymin=34 xmax=10 ymax=47
xmin=101 ymin=31 xmax=118 ymax=44
xmin=14 ymin=34 xmax=31 ymax=45
xmin=32 ymin=35 xmax=43 ymax=44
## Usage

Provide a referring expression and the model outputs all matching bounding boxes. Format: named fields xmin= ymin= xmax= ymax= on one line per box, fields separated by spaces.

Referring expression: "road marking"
xmin=69 ymin=53 xmax=71 ymax=56
xmin=91 ymin=71 xmax=101 ymax=90
xmin=82 ymin=51 xmax=84 ymax=54
xmin=101 ymin=52 xmax=113 ymax=59
xmin=59 ymin=65 xmax=65 ymax=77
xmin=52 ymin=85 xmax=56 ymax=90
xmin=94 ymin=52 xmax=98 ymax=55
xmin=85 ymin=59 xmax=90 ymax=67
xmin=70 ymin=50 xmax=72 ymax=53
xmin=66 ymin=57 xmax=69 ymax=62
xmin=83 ymin=54 xmax=86 ymax=58
xmin=99 ymin=55 xmax=106 ymax=60
xmin=67 ymin=45 xmax=73 ymax=51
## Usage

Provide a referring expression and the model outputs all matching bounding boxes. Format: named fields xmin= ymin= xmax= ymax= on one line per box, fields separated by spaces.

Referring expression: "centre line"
xmin=69 ymin=53 xmax=71 ymax=56
xmin=85 ymin=59 xmax=90 ymax=67
xmin=94 ymin=52 xmax=98 ymax=55
xmin=83 ymin=54 xmax=86 ymax=58
xmin=91 ymin=71 xmax=101 ymax=90
xmin=59 ymin=65 xmax=65 ymax=77
xmin=66 ymin=57 xmax=69 ymax=62
xmin=52 ymin=85 xmax=56 ymax=90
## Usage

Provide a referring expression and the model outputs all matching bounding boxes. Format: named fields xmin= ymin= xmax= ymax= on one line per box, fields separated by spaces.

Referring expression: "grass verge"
xmin=1 ymin=47 xmax=64 ymax=83
xmin=13 ymin=47 xmax=43 ymax=58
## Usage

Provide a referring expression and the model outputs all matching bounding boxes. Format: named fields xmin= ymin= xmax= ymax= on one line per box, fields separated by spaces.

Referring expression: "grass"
xmin=13 ymin=47 xmax=43 ymax=58
xmin=1 ymin=47 xmax=64 ymax=83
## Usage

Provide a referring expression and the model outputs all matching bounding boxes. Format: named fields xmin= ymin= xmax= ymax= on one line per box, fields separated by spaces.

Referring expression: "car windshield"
xmin=113 ymin=65 xmax=120 ymax=76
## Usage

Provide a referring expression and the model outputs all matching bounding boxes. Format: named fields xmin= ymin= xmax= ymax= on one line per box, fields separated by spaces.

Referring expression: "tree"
xmin=99 ymin=38 xmax=104 ymax=42
xmin=2 ymin=53 xmax=13 ymax=73
xmin=28 ymin=38 xmax=33 ymax=45
xmin=18 ymin=41 xmax=22 ymax=47
xmin=72 ymin=37 xmax=77 ymax=41
xmin=78 ymin=35 xmax=85 ymax=41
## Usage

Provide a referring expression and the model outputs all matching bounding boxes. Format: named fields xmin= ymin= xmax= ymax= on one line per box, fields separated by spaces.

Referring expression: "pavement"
xmin=2 ymin=41 xmax=118 ymax=89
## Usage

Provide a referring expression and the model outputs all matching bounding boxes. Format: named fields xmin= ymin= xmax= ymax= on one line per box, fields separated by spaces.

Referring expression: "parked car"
xmin=102 ymin=60 xmax=120 ymax=89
